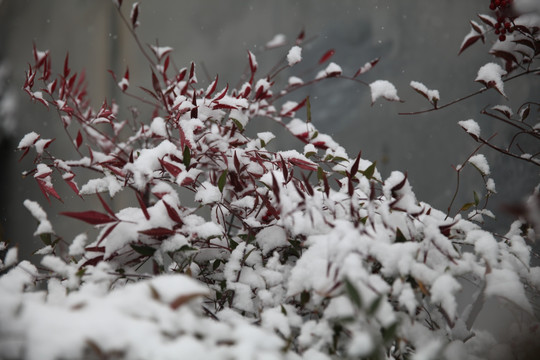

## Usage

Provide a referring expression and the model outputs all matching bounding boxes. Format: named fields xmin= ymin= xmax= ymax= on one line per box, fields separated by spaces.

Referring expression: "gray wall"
xmin=0 ymin=1 xmax=538 ymax=259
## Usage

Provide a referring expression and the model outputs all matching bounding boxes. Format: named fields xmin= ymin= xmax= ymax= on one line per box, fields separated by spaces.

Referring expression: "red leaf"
xmin=96 ymin=192 xmax=116 ymax=218
xmin=205 ymin=74 xmax=219 ymax=98
xmin=163 ymin=201 xmax=183 ymax=224
xmin=288 ymin=158 xmax=318 ymax=171
xmin=296 ymin=28 xmax=305 ymax=44
xmin=76 ymin=130 xmax=83 ymax=148
xmin=63 ymin=53 xmax=70 ymax=78
xmin=82 ymin=256 xmax=104 ymax=267
xmin=36 ymin=178 xmax=62 ymax=202
xmin=353 ymin=58 xmax=380 ymax=78
xmin=191 ymin=91 xmax=198 ymax=119
xmin=458 ymin=34 xmax=481 ymax=55
xmin=60 ymin=210 xmax=117 ymax=225
xmin=351 ymin=151 xmax=362 ymax=176
xmin=139 ymin=227 xmax=175 ymax=237
xmin=477 ymin=14 xmax=495 ymax=28
xmin=247 ymin=51 xmax=258 ymax=73
xmin=159 ymin=158 xmax=182 ymax=177
xmin=65 ymin=179 xmax=81 ymax=197
xmin=85 ymin=246 xmax=105 ymax=253
xmin=281 ymin=97 xmax=307 ymax=117
xmin=213 ymin=83 xmax=229 ymax=101
xmin=97 ymin=222 xmax=119 ymax=245
xmin=130 ymin=2 xmax=140 ymax=29
xmin=135 ymin=191 xmax=151 ymax=220
xmin=318 ymin=49 xmax=335 ymax=64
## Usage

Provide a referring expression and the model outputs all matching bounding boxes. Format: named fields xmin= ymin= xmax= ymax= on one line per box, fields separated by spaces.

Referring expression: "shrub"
xmin=1 ymin=1 xmax=539 ymax=359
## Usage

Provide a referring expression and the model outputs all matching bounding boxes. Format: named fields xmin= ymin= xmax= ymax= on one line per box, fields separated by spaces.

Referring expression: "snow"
xmin=266 ymin=33 xmax=286 ymax=48
xmin=4 ymin=247 xmax=18 ymax=268
xmin=347 ymin=331 xmax=374 ymax=357
xmin=288 ymin=76 xmax=304 ymax=87
xmin=150 ymin=116 xmax=168 ymax=137
xmin=194 ymin=181 xmax=221 ymax=204
xmin=80 ymin=173 xmax=123 ymax=197
xmin=23 ymin=199 xmax=54 ymax=235
xmin=468 ymin=154 xmax=490 ymax=176
xmin=410 ymin=81 xmax=440 ymax=103
xmin=68 ymin=233 xmax=88 ymax=256
xmin=369 ymin=80 xmax=400 ymax=103
xmin=256 ymin=225 xmax=288 ymax=255
xmin=17 ymin=131 xmax=40 ymax=149
xmin=315 ymin=62 xmax=342 ymax=79
xmin=257 ymin=131 xmax=275 ymax=145
xmin=287 ymin=45 xmax=302 ymax=66
xmin=430 ymin=274 xmax=461 ymax=319
xmin=458 ymin=119 xmax=481 ymax=138
xmin=475 ymin=63 xmax=507 ymax=97
xmin=485 ymin=268 xmax=534 ymax=314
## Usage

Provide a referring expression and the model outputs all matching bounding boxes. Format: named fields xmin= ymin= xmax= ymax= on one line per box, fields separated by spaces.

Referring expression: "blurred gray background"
xmin=0 ymin=0 xmax=538 ymax=260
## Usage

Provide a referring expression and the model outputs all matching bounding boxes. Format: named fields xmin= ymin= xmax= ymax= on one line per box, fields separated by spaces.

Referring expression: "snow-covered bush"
xmin=1 ymin=1 xmax=539 ymax=359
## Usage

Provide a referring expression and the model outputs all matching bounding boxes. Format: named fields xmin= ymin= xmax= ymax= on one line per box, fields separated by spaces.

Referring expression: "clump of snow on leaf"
xmin=468 ymin=154 xmax=490 ymax=176
xmin=475 ymin=63 xmax=507 ymax=97
xmin=458 ymin=119 xmax=481 ymax=138
xmin=287 ymin=45 xmax=302 ymax=66
xmin=369 ymin=80 xmax=400 ymax=104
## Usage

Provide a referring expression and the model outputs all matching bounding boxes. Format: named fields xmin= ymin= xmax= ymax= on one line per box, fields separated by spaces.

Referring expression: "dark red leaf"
xmin=135 ymin=191 xmax=150 ymax=220
xmin=82 ymin=256 xmax=104 ymax=267
xmin=85 ymin=246 xmax=105 ymax=253
xmin=351 ymin=151 xmax=362 ymax=177
xmin=163 ymin=201 xmax=183 ymax=224
xmin=282 ymin=97 xmax=307 ymax=117
xmin=288 ymin=157 xmax=318 ymax=171
xmin=318 ymin=49 xmax=335 ymax=64
xmin=151 ymin=71 xmax=161 ymax=97
xmin=131 ymin=2 xmax=139 ymax=29
xmin=76 ymin=130 xmax=83 ymax=148
xmin=191 ymin=91 xmax=198 ymax=119
xmin=139 ymin=227 xmax=175 ymax=237
xmin=477 ymin=14 xmax=495 ymax=28
xmin=470 ymin=21 xmax=483 ymax=35
xmin=60 ymin=210 xmax=117 ymax=225
xmin=271 ymin=172 xmax=280 ymax=203
xmin=458 ymin=34 xmax=481 ymax=55
xmin=353 ymin=58 xmax=380 ymax=78
xmin=36 ymin=178 xmax=62 ymax=202
xmin=247 ymin=51 xmax=257 ymax=73
xmin=96 ymin=192 xmax=116 ymax=218
xmin=213 ymin=83 xmax=229 ymax=101
xmin=296 ymin=28 xmax=305 ymax=44
xmin=159 ymin=158 xmax=182 ymax=177
xmin=63 ymin=53 xmax=70 ymax=78
xmin=205 ymin=74 xmax=219 ymax=98
xmin=97 ymin=222 xmax=120 ymax=245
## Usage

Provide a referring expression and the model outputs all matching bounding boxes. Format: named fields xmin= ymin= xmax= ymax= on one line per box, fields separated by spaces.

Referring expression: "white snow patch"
xmin=18 ymin=132 xmax=40 ymax=149
xmin=369 ymin=80 xmax=400 ymax=103
xmin=468 ymin=154 xmax=490 ymax=176
xmin=485 ymin=268 xmax=533 ymax=314
xmin=287 ymin=46 xmax=302 ymax=66
xmin=475 ymin=63 xmax=507 ymax=97
xmin=315 ymin=62 xmax=342 ymax=79
xmin=194 ymin=181 xmax=221 ymax=205
xmin=458 ymin=119 xmax=481 ymax=138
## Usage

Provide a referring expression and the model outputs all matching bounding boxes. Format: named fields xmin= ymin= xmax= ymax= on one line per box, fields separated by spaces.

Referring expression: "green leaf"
xmin=229 ymin=238 xmax=238 ymax=250
xmin=367 ymin=295 xmax=384 ymax=315
xmin=381 ymin=322 xmax=399 ymax=344
xmin=218 ymin=170 xmax=228 ymax=192
xmin=212 ymin=259 xmax=221 ymax=271
xmin=473 ymin=191 xmax=480 ymax=206
xmin=230 ymin=118 xmax=244 ymax=132
xmin=300 ymin=291 xmax=310 ymax=306
xmin=281 ymin=304 xmax=288 ymax=315
xmin=40 ymin=233 xmax=52 ymax=246
xmin=317 ymin=167 xmax=325 ymax=182
xmin=344 ymin=277 xmax=362 ymax=309
xmin=183 ymin=146 xmax=191 ymax=168
xmin=310 ymin=130 xmax=318 ymax=140
xmin=178 ymin=244 xmax=197 ymax=252
xmin=395 ymin=228 xmax=407 ymax=243
xmin=361 ymin=161 xmax=377 ymax=180
xmin=131 ymin=244 xmax=157 ymax=257
xmin=459 ymin=202 xmax=475 ymax=212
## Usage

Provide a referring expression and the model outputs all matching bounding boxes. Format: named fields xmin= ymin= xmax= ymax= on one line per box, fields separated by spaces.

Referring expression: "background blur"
xmin=0 ymin=0 xmax=538 ymax=262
